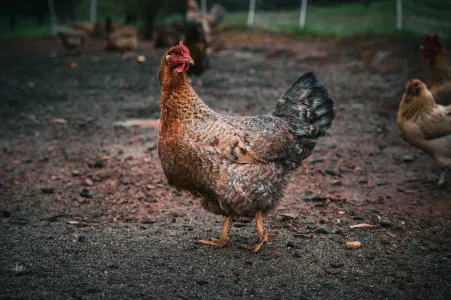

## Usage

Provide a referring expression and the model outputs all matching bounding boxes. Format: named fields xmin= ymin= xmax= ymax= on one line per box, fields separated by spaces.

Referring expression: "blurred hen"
xmin=421 ymin=34 xmax=451 ymax=105
xmin=398 ymin=79 xmax=451 ymax=186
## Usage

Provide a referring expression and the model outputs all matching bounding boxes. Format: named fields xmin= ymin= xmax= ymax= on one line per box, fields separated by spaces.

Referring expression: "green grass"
xmin=0 ymin=0 xmax=448 ymax=39
xmin=223 ymin=1 xmax=446 ymax=38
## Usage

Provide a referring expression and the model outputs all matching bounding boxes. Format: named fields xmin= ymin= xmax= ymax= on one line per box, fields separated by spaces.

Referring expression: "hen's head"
xmin=164 ymin=41 xmax=194 ymax=73
xmin=405 ymin=79 xmax=426 ymax=97
xmin=421 ymin=34 xmax=442 ymax=60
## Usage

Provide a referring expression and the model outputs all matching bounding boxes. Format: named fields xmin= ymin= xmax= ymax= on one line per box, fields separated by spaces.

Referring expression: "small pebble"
xmin=79 ymin=188 xmax=92 ymax=198
xmin=330 ymin=262 xmax=344 ymax=268
xmin=325 ymin=267 xmax=342 ymax=275
xmin=380 ymin=220 xmax=393 ymax=227
xmin=315 ymin=227 xmax=330 ymax=234
xmin=41 ymin=187 xmax=55 ymax=194
xmin=402 ymin=155 xmax=415 ymax=163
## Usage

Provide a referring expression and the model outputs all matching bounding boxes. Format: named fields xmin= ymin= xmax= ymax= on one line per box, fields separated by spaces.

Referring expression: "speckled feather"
xmin=158 ymin=46 xmax=335 ymax=217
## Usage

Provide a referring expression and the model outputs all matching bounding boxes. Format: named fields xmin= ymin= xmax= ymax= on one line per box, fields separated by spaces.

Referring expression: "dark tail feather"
xmin=210 ymin=4 xmax=226 ymax=27
xmin=273 ymin=71 xmax=335 ymax=141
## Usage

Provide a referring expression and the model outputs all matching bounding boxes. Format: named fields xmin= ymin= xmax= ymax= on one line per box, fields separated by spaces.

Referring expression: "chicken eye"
xmin=173 ymin=53 xmax=180 ymax=57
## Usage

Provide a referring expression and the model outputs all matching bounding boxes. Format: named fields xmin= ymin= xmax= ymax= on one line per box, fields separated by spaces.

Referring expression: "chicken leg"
xmin=241 ymin=211 xmax=272 ymax=253
xmin=437 ymin=168 xmax=449 ymax=187
xmin=197 ymin=216 xmax=233 ymax=247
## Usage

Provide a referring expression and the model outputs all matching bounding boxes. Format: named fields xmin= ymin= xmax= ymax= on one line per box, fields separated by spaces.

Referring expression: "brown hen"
xmin=398 ymin=79 xmax=451 ymax=186
xmin=158 ymin=42 xmax=335 ymax=252
xmin=421 ymin=34 xmax=451 ymax=105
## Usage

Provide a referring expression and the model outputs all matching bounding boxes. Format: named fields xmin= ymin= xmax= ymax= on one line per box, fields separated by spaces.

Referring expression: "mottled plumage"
xmin=158 ymin=42 xmax=335 ymax=251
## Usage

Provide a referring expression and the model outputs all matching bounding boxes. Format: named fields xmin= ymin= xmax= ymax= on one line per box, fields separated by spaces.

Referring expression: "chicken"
xmin=158 ymin=42 xmax=335 ymax=252
xmin=104 ymin=16 xmax=119 ymax=36
xmin=56 ymin=28 xmax=88 ymax=54
xmin=397 ymin=79 xmax=451 ymax=186
xmin=184 ymin=20 xmax=209 ymax=76
xmin=152 ymin=21 xmax=184 ymax=49
xmin=72 ymin=21 xmax=101 ymax=36
xmin=105 ymin=25 xmax=138 ymax=57
xmin=421 ymin=34 xmax=451 ymax=105
xmin=185 ymin=0 xmax=225 ymax=45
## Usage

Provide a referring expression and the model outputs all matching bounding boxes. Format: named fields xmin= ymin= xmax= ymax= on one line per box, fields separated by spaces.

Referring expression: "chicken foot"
xmin=240 ymin=211 xmax=273 ymax=253
xmin=197 ymin=216 xmax=233 ymax=247
xmin=437 ymin=168 xmax=449 ymax=187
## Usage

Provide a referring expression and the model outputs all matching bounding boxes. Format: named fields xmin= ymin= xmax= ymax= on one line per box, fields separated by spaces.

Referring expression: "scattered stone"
xmin=380 ymin=220 xmax=393 ymax=227
xmin=315 ymin=202 xmax=327 ymax=207
xmin=306 ymin=222 xmax=317 ymax=230
xmin=402 ymin=155 xmax=415 ymax=163
xmin=1 ymin=211 xmax=11 ymax=218
xmin=72 ymin=170 xmax=81 ymax=176
xmin=397 ymin=185 xmax=406 ymax=192
xmin=353 ymin=215 xmax=365 ymax=220
xmin=324 ymin=168 xmax=342 ymax=177
xmin=308 ymin=157 xmax=325 ymax=164
xmin=196 ymin=280 xmax=208 ymax=286
xmin=330 ymin=262 xmax=344 ymax=268
xmin=183 ymin=225 xmax=194 ymax=231
xmin=83 ymin=178 xmax=94 ymax=186
xmin=376 ymin=180 xmax=389 ymax=186
xmin=41 ymin=187 xmax=55 ymax=194
xmin=331 ymin=179 xmax=342 ymax=186
xmin=144 ymin=199 xmax=158 ymax=203
xmin=315 ymin=227 xmax=330 ymax=234
xmin=79 ymin=188 xmax=92 ymax=198
xmin=297 ymin=194 xmax=324 ymax=201
xmin=280 ymin=212 xmax=298 ymax=221
xmin=357 ymin=178 xmax=368 ymax=184
xmin=333 ymin=228 xmax=343 ymax=235
xmin=78 ymin=235 xmax=86 ymax=243
xmin=94 ymin=161 xmax=104 ymax=168
xmin=325 ymin=267 xmax=342 ymax=275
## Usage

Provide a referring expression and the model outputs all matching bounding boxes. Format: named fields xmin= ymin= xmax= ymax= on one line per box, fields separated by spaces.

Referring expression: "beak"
xmin=185 ymin=57 xmax=194 ymax=65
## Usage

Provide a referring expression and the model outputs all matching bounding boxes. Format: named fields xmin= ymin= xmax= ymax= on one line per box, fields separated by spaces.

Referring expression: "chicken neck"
xmin=159 ymin=64 xmax=212 ymax=122
xmin=431 ymin=47 xmax=451 ymax=86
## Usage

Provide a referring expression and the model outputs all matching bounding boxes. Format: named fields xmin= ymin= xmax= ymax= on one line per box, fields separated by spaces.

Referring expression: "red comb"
xmin=179 ymin=40 xmax=190 ymax=56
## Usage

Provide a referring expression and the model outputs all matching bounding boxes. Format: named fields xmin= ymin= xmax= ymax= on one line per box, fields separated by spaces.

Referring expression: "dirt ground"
xmin=1 ymin=31 xmax=451 ymax=299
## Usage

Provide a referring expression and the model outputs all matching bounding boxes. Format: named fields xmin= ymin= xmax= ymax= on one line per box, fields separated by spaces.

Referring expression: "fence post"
xmin=201 ymin=0 xmax=207 ymax=13
xmin=299 ymin=0 xmax=308 ymax=30
xmin=247 ymin=0 xmax=256 ymax=27
xmin=47 ymin=0 xmax=57 ymax=35
xmin=396 ymin=0 xmax=402 ymax=31
xmin=90 ymin=0 xmax=97 ymax=22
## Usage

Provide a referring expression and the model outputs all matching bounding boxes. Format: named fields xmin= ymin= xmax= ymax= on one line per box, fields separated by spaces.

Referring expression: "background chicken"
xmin=184 ymin=20 xmax=209 ymax=76
xmin=398 ymin=79 xmax=451 ymax=186
xmin=158 ymin=42 xmax=335 ymax=252
xmin=72 ymin=21 xmax=101 ymax=36
xmin=104 ymin=16 xmax=119 ymax=36
xmin=105 ymin=25 xmax=138 ymax=58
xmin=56 ymin=28 xmax=88 ymax=54
xmin=421 ymin=34 xmax=451 ymax=105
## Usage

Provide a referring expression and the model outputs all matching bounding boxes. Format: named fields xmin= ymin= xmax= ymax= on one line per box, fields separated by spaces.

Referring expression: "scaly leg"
xmin=437 ymin=168 xmax=449 ymax=187
xmin=197 ymin=216 xmax=233 ymax=247
xmin=241 ymin=211 xmax=272 ymax=253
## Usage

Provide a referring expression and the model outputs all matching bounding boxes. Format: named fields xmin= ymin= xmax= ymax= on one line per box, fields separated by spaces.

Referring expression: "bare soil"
xmin=0 ymin=31 xmax=450 ymax=299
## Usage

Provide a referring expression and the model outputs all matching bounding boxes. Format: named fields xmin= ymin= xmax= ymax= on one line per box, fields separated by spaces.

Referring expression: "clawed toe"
xmin=196 ymin=238 xmax=231 ymax=247
xmin=240 ymin=231 xmax=272 ymax=253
